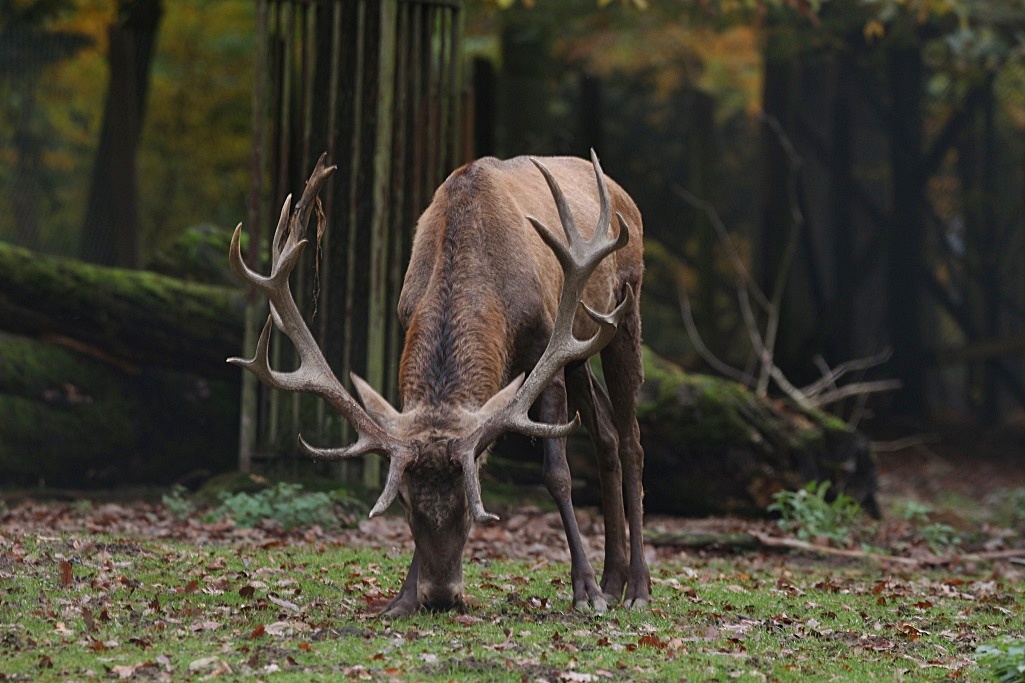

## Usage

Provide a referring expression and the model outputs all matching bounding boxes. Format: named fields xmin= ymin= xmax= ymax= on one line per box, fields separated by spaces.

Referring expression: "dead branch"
xmin=749 ymin=531 xmax=923 ymax=565
xmin=803 ymin=348 xmax=894 ymax=398
xmin=677 ymin=284 xmax=754 ymax=386
xmin=808 ymin=380 xmax=903 ymax=409
xmin=672 ymin=118 xmax=896 ymax=425
xmin=673 ymin=187 xmax=768 ymax=310
xmin=749 ymin=532 xmax=1025 ymax=568
xmin=870 ymin=434 xmax=941 ymax=453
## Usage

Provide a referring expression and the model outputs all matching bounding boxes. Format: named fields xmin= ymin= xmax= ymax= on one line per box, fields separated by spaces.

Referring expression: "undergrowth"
xmin=976 ymin=637 xmax=1025 ymax=683
xmin=767 ymin=480 xmax=864 ymax=545
xmin=162 ymin=481 xmax=364 ymax=529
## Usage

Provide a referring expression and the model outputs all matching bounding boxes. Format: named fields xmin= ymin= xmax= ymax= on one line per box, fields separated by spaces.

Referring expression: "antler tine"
xmin=590 ymin=148 xmax=612 ymax=242
xmin=508 ymin=154 xmax=631 ymax=427
xmin=460 ymin=450 xmax=500 ymax=524
xmin=300 ymin=435 xmax=415 ymax=518
xmin=455 ymin=154 xmax=632 ymax=523
xmin=272 ymin=153 xmax=336 ymax=267
xmin=228 ymin=157 xmax=408 ymax=511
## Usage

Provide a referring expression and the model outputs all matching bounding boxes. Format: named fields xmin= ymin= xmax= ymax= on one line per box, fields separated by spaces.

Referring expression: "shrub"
xmin=976 ymin=637 xmax=1025 ymax=682
xmin=214 ymin=482 xmax=341 ymax=529
xmin=161 ymin=484 xmax=196 ymax=519
xmin=768 ymin=480 xmax=864 ymax=546
xmin=896 ymin=500 xmax=961 ymax=554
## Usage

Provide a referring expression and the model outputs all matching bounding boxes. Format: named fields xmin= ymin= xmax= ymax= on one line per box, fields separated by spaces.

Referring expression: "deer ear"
xmin=475 ymin=373 xmax=525 ymax=422
xmin=350 ymin=372 xmax=402 ymax=427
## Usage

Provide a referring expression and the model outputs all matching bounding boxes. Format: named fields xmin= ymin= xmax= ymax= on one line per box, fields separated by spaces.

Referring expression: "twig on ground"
xmin=870 ymin=434 xmax=941 ymax=453
xmin=749 ymin=531 xmax=1025 ymax=568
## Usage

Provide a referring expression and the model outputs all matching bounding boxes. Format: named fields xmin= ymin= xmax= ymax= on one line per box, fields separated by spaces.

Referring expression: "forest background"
xmin=2 ymin=0 xmax=1025 ymax=488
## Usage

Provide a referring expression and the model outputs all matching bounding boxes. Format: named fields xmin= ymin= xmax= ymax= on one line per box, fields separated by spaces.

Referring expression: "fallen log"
xmin=0 ymin=240 xmax=246 ymax=380
xmin=491 ymin=349 xmax=879 ymax=517
xmin=0 ymin=332 xmax=238 ymax=487
xmin=0 ymin=240 xmax=878 ymax=514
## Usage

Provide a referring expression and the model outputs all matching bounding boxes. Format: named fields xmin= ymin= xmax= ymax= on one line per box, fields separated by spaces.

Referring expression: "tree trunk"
xmin=885 ymin=42 xmax=926 ymax=414
xmin=829 ymin=51 xmax=856 ymax=362
xmin=12 ymin=85 xmax=42 ymax=251
xmin=759 ymin=33 xmax=800 ymax=371
xmin=959 ymin=77 xmax=1000 ymax=423
xmin=80 ymin=0 xmax=163 ymax=267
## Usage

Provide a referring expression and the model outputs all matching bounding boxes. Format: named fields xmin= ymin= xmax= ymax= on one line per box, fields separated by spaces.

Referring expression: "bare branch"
xmin=802 ymin=348 xmax=894 ymax=398
xmin=677 ymin=284 xmax=754 ymax=385
xmin=673 ymin=186 xmax=769 ymax=311
xmin=870 ymin=434 xmax=941 ymax=453
xmin=807 ymin=379 xmax=902 ymax=409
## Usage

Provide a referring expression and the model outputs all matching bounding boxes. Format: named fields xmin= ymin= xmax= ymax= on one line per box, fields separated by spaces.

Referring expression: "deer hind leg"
xmin=538 ymin=372 xmax=608 ymax=614
xmin=566 ymin=362 xmax=629 ymax=605
xmin=599 ymin=299 xmax=651 ymax=609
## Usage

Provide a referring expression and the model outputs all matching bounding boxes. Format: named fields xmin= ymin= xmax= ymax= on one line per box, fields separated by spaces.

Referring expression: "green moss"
xmin=0 ymin=334 xmax=237 ymax=487
xmin=635 ymin=347 xmax=877 ymax=515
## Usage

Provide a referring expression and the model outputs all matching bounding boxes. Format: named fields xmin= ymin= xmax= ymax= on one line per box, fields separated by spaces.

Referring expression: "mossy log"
xmin=0 ymin=241 xmax=246 ymax=380
xmin=635 ymin=349 xmax=878 ymax=516
xmin=0 ymin=240 xmax=877 ymax=513
xmin=491 ymin=349 xmax=879 ymax=517
xmin=0 ymin=333 xmax=238 ymax=487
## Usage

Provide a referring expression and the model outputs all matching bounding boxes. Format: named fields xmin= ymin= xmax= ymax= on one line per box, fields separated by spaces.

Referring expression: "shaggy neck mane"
xmin=399 ymin=171 xmax=508 ymax=410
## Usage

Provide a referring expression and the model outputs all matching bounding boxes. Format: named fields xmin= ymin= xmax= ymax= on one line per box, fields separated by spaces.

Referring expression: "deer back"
xmin=397 ymin=155 xmax=644 ymax=413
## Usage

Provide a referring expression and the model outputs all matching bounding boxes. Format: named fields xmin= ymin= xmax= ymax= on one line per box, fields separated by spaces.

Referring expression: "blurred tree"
xmin=0 ymin=0 xmax=91 ymax=250
xmin=79 ymin=0 xmax=162 ymax=267
xmin=137 ymin=1 xmax=253 ymax=260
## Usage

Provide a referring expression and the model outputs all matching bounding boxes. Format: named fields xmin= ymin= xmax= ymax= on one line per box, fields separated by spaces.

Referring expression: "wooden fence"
xmin=239 ymin=0 xmax=467 ymax=487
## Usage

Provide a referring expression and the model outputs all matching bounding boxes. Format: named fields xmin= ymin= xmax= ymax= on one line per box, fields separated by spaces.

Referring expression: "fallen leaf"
xmin=561 ymin=672 xmax=597 ymax=682
xmin=82 ymin=606 xmax=95 ymax=633
xmin=191 ymin=656 xmax=227 ymax=668
xmin=110 ymin=664 xmax=138 ymax=679
xmin=268 ymin=593 xmax=301 ymax=613
xmin=265 ymin=620 xmax=306 ymax=637
xmin=191 ymin=620 xmax=221 ymax=632
xmin=59 ymin=560 xmax=73 ymax=587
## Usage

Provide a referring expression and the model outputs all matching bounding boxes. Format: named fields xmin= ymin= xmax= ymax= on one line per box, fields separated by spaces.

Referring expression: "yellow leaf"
xmin=863 ymin=19 xmax=885 ymax=42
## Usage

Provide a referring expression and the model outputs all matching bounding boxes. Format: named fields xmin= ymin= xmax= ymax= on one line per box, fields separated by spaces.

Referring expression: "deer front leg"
xmin=538 ymin=375 xmax=608 ymax=614
xmin=378 ymin=550 xmax=422 ymax=618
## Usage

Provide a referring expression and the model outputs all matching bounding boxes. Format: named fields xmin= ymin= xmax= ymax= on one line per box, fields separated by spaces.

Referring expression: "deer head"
xmin=229 ymin=151 xmax=631 ymax=614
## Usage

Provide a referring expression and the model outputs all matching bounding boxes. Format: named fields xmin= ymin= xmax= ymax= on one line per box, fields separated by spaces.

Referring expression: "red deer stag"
xmin=229 ymin=151 xmax=650 ymax=616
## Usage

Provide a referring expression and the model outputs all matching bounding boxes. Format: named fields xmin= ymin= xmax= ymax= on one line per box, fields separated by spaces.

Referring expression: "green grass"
xmin=2 ymin=527 xmax=1023 ymax=682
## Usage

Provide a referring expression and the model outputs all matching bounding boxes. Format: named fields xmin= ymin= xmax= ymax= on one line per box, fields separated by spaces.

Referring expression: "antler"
xmin=456 ymin=150 xmax=633 ymax=523
xmin=227 ymin=153 xmax=414 ymax=517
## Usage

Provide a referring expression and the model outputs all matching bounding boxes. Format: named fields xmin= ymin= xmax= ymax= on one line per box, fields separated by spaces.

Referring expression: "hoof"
xmin=574 ymin=595 xmax=609 ymax=614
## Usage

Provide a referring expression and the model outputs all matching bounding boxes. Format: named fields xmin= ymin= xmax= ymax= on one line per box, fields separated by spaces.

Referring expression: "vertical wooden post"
xmin=239 ymin=0 xmax=271 ymax=473
xmin=363 ymin=0 xmax=398 ymax=490
xmin=241 ymin=0 xmax=465 ymax=481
